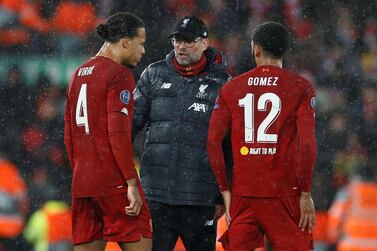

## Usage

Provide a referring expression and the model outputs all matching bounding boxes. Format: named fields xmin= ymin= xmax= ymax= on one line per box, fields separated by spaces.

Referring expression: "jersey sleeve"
xmin=207 ymin=88 xmax=232 ymax=192
xmin=295 ymin=85 xmax=317 ymax=192
xmin=107 ymin=71 xmax=138 ymax=181
xmin=64 ymin=79 xmax=74 ymax=169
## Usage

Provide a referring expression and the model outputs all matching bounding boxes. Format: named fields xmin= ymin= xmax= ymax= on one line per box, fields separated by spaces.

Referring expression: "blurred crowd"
xmin=1 ymin=0 xmax=377 ymax=250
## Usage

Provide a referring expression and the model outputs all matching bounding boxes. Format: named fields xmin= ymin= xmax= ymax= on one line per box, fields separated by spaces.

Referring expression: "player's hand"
xmin=214 ymin=204 xmax=225 ymax=221
xmin=221 ymin=190 xmax=231 ymax=225
xmin=125 ymin=179 xmax=142 ymax=216
xmin=299 ymin=192 xmax=316 ymax=233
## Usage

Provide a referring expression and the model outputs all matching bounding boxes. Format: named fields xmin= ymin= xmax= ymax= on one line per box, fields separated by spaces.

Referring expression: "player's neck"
xmin=96 ymin=43 xmax=122 ymax=65
xmin=257 ymin=57 xmax=283 ymax=68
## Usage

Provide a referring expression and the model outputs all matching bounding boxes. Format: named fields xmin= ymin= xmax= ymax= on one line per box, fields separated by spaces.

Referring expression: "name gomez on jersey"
xmin=208 ymin=65 xmax=317 ymax=197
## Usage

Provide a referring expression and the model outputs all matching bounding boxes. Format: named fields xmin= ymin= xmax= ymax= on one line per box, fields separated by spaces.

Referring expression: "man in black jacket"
xmin=132 ymin=16 xmax=231 ymax=251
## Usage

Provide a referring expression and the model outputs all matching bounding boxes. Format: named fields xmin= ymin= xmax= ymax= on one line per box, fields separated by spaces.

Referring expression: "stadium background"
xmin=0 ymin=0 xmax=376 ymax=250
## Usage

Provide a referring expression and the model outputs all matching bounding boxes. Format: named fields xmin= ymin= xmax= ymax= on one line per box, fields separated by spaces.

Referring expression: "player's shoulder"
xmin=221 ymin=68 xmax=256 ymax=93
xmin=283 ymin=68 xmax=313 ymax=88
xmin=223 ymin=69 xmax=250 ymax=87
xmin=97 ymin=60 xmax=133 ymax=85
xmin=72 ymin=57 xmax=94 ymax=76
xmin=69 ymin=57 xmax=98 ymax=85
xmin=107 ymin=60 xmax=131 ymax=77
xmin=73 ymin=56 xmax=126 ymax=78
xmin=229 ymin=69 xmax=253 ymax=83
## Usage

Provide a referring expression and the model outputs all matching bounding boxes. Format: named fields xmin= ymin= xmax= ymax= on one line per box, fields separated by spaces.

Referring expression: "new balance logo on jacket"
xmin=161 ymin=82 xmax=172 ymax=89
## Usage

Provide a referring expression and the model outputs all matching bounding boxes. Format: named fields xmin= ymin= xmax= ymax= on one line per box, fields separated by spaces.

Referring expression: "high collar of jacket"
xmin=166 ymin=47 xmax=227 ymax=77
xmin=172 ymin=54 xmax=208 ymax=77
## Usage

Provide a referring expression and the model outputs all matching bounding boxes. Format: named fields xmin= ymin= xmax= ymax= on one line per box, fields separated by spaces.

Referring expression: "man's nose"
xmin=177 ymin=42 xmax=187 ymax=49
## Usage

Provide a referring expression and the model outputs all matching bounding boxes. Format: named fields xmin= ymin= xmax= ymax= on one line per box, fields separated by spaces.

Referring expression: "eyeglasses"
xmin=170 ymin=37 xmax=202 ymax=48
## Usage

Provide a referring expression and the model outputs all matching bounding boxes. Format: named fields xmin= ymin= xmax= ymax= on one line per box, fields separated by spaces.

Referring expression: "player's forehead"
xmin=135 ymin=27 xmax=146 ymax=41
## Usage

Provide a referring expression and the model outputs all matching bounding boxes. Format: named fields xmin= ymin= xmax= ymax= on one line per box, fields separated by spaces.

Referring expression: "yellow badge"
xmin=240 ymin=146 xmax=249 ymax=155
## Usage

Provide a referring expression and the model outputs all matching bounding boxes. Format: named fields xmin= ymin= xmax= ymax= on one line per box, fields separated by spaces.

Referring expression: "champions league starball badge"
xmin=310 ymin=97 xmax=316 ymax=109
xmin=120 ymin=90 xmax=131 ymax=104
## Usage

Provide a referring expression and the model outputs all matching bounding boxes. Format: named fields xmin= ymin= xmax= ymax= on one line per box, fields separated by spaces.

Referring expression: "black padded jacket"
xmin=132 ymin=48 xmax=231 ymax=206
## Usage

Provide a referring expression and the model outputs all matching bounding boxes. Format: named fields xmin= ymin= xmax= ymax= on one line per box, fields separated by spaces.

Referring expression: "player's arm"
xmin=208 ymin=90 xmax=231 ymax=191
xmin=132 ymin=67 xmax=152 ymax=142
xmin=107 ymin=74 xmax=139 ymax=181
xmin=107 ymin=74 xmax=141 ymax=215
xmin=64 ymin=84 xmax=74 ymax=169
xmin=296 ymin=86 xmax=317 ymax=193
xmin=207 ymin=90 xmax=232 ymax=224
xmin=107 ymin=111 xmax=138 ymax=180
xmin=296 ymin=85 xmax=317 ymax=233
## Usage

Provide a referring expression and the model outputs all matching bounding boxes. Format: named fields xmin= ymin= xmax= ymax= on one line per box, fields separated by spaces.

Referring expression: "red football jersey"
xmin=64 ymin=56 xmax=138 ymax=198
xmin=208 ymin=65 xmax=317 ymax=197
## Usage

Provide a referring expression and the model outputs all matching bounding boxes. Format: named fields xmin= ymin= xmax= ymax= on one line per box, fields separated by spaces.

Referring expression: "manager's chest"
xmin=150 ymin=75 xmax=223 ymax=122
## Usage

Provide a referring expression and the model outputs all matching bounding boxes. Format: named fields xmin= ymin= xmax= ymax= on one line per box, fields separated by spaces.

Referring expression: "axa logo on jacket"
xmin=188 ymin=102 xmax=208 ymax=112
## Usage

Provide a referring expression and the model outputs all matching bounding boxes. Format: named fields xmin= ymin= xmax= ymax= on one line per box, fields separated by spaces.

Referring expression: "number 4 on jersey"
xmin=76 ymin=83 xmax=90 ymax=134
xmin=239 ymin=93 xmax=281 ymax=143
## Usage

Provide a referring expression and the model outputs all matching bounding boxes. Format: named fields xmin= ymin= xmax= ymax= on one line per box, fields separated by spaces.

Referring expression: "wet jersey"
xmin=64 ymin=56 xmax=138 ymax=197
xmin=208 ymin=65 xmax=317 ymax=197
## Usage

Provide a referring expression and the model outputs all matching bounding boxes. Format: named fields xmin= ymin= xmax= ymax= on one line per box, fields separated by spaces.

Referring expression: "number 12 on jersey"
xmin=238 ymin=93 xmax=281 ymax=143
xmin=76 ymin=83 xmax=90 ymax=134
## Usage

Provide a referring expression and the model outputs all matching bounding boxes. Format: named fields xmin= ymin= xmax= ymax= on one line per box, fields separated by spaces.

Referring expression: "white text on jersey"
xmin=250 ymin=147 xmax=276 ymax=155
xmin=78 ymin=66 xmax=95 ymax=76
xmin=248 ymin=77 xmax=278 ymax=86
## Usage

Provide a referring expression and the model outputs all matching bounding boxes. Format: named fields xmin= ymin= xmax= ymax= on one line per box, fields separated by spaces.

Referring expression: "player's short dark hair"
xmin=96 ymin=12 xmax=145 ymax=42
xmin=252 ymin=22 xmax=290 ymax=58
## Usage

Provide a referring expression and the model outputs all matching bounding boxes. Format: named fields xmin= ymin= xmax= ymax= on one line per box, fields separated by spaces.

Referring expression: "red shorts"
xmin=223 ymin=195 xmax=312 ymax=251
xmin=71 ymin=192 xmax=152 ymax=245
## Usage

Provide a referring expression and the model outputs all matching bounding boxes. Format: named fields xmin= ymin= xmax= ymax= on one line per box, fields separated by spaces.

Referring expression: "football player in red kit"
xmin=207 ymin=22 xmax=317 ymax=251
xmin=64 ymin=12 xmax=152 ymax=251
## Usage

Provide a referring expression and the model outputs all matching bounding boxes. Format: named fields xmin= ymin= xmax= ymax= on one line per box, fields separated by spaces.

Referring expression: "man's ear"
xmin=121 ymin=37 xmax=129 ymax=49
xmin=202 ymin=38 xmax=209 ymax=50
xmin=253 ymin=44 xmax=262 ymax=58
